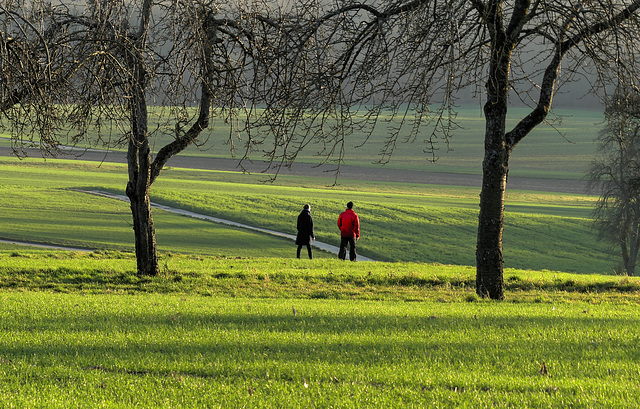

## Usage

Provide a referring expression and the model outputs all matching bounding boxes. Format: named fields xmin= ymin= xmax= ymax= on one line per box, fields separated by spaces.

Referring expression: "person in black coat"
xmin=296 ymin=204 xmax=315 ymax=259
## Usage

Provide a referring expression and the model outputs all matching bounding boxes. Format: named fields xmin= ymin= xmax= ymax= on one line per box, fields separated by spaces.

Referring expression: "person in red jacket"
xmin=337 ymin=201 xmax=360 ymax=261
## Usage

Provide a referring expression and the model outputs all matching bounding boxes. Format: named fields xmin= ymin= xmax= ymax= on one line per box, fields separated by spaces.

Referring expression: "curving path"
xmin=82 ymin=190 xmax=375 ymax=262
xmin=3 ymin=144 xmax=587 ymax=258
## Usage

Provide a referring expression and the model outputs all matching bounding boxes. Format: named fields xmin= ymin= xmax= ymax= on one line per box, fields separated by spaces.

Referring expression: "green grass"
xmin=0 ymin=156 xmax=615 ymax=273
xmin=4 ymin=293 xmax=640 ymax=407
xmin=0 ymin=158 xmax=332 ymax=259
xmin=0 ymin=109 xmax=619 ymax=275
xmin=4 ymin=106 xmax=603 ymax=179
xmin=0 ymin=251 xmax=638 ymax=300
xmin=149 ymin=169 xmax=611 ymax=273
xmin=1 ymin=106 xmax=608 ymax=273
xmin=1 ymin=250 xmax=640 ymax=407
xmin=2 ymin=101 xmax=638 ymax=407
xmin=0 ymin=185 xmax=307 ymax=259
xmin=171 ymin=106 xmax=603 ymax=179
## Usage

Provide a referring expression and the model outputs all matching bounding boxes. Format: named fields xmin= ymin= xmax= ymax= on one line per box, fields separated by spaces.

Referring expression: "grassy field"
xmin=0 ymin=158 xmax=313 ymax=259
xmin=1 ymin=106 xmax=603 ymax=179
xmin=4 ymin=104 xmax=638 ymax=407
xmin=1 ymin=251 xmax=640 ymax=408
xmin=168 ymin=106 xmax=604 ymax=179
xmin=0 ymin=156 xmax=615 ymax=273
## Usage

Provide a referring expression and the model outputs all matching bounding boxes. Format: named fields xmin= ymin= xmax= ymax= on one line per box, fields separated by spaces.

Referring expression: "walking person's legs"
xmin=348 ymin=237 xmax=357 ymax=261
xmin=338 ymin=237 xmax=349 ymax=260
xmin=306 ymin=244 xmax=313 ymax=259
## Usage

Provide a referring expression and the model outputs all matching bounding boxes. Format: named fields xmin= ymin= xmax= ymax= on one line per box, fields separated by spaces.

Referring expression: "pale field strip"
xmin=0 ymin=239 xmax=90 ymax=252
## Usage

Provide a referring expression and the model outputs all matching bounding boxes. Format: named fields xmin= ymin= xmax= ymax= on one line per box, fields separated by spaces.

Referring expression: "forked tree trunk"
xmin=122 ymin=9 xmax=215 ymax=276
xmin=125 ymin=28 xmax=159 ymax=276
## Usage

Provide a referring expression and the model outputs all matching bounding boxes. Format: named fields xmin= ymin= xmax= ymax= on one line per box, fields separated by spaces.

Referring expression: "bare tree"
xmin=0 ymin=1 xmax=75 ymax=154
xmin=588 ymin=86 xmax=640 ymax=276
xmin=252 ymin=0 xmax=640 ymax=299
xmin=9 ymin=1 xmax=640 ymax=291
xmin=5 ymin=0 xmax=289 ymax=275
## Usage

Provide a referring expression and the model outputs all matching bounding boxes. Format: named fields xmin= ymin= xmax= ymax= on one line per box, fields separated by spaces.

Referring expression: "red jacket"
xmin=338 ymin=209 xmax=360 ymax=238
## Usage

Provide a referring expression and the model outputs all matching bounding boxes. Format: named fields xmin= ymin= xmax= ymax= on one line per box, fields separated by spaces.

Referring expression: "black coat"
xmin=296 ymin=209 xmax=315 ymax=245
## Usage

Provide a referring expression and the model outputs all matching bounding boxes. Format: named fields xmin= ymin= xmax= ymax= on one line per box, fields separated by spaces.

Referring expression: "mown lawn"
xmin=1 ymin=251 xmax=639 ymax=408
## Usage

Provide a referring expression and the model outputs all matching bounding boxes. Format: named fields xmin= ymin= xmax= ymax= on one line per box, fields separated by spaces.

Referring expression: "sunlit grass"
xmin=151 ymin=178 xmax=611 ymax=273
xmin=0 ymin=155 xmax=616 ymax=273
xmin=0 ymin=284 xmax=639 ymax=408
xmin=0 ymin=104 xmax=627 ymax=408
xmin=0 ymin=251 xmax=637 ymax=301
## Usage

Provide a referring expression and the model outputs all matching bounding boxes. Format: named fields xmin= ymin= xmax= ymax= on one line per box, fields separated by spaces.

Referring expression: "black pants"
xmin=338 ymin=237 xmax=357 ymax=261
xmin=297 ymin=244 xmax=312 ymax=259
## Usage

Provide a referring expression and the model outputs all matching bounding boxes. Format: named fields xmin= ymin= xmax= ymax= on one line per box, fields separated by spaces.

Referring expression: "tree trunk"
xmin=125 ymin=22 xmax=159 ymax=276
xmin=125 ymin=100 xmax=159 ymax=276
xmin=624 ymin=219 xmax=640 ymax=276
xmin=476 ymin=106 xmax=509 ymax=300
xmin=120 ymin=3 xmax=214 ymax=276
xmin=126 ymin=178 xmax=158 ymax=276
xmin=475 ymin=7 xmax=512 ymax=300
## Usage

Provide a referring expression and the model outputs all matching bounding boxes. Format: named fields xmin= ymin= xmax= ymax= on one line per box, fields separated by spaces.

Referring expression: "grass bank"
xmin=1 ymin=251 xmax=637 ymax=302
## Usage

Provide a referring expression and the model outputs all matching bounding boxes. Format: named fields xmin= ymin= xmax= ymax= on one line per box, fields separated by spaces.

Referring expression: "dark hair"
xmin=303 ymin=204 xmax=310 ymax=210
xmin=347 ymin=201 xmax=353 ymax=209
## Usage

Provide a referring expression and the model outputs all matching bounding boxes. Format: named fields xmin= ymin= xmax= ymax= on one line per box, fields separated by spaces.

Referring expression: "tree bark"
xmin=630 ymin=219 xmax=640 ymax=276
xmin=621 ymin=218 xmax=640 ymax=276
xmin=125 ymin=63 xmax=159 ymax=276
xmin=476 ymin=106 xmax=509 ymax=300
xmin=125 ymin=0 xmax=158 ymax=276
xmin=475 ymin=2 xmax=511 ymax=300
xmin=126 ymin=178 xmax=158 ymax=276
xmin=476 ymin=150 xmax=508 ymax=298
